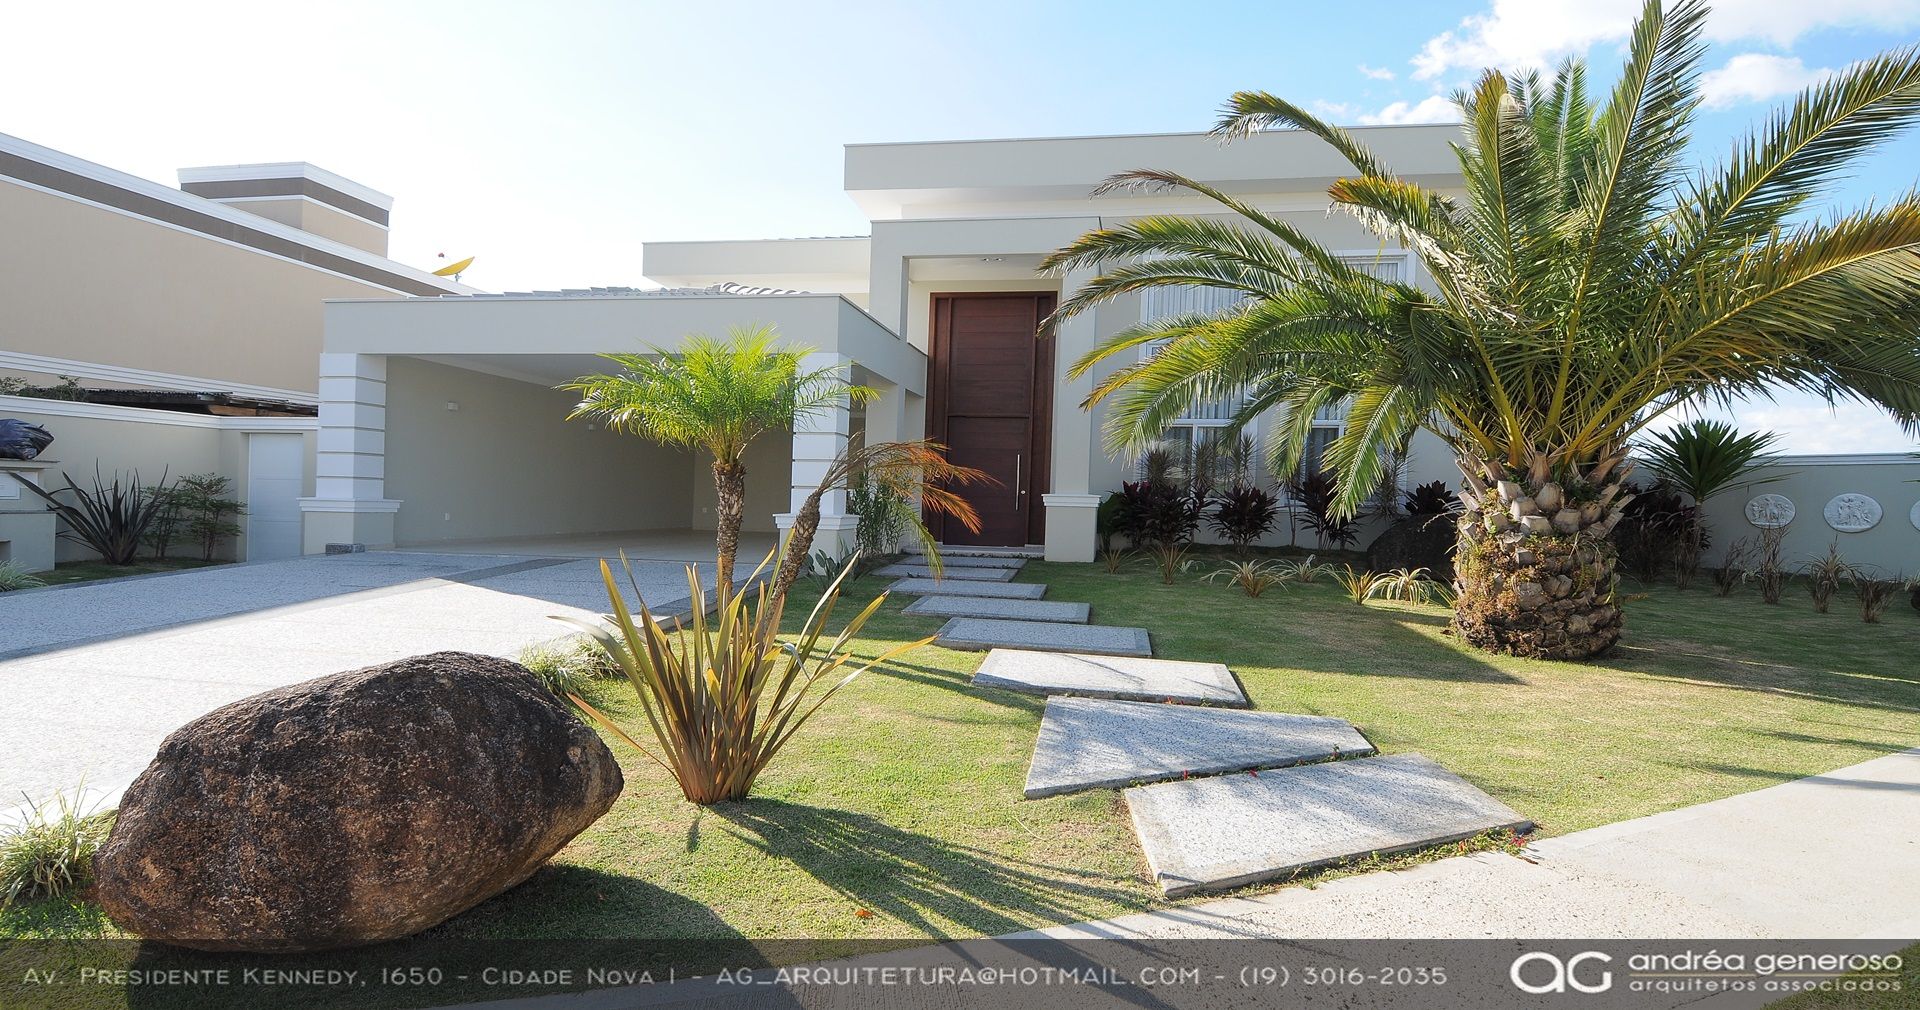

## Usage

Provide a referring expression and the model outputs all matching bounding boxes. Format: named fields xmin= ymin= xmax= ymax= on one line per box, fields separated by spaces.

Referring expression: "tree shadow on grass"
xmin=1607 ymin=641 xmax=1920 ymax=715
xmin=870 ymin=658 xmax=1049 ymax=714
xmin=712 ymin=800 xmax=1142 ymax=939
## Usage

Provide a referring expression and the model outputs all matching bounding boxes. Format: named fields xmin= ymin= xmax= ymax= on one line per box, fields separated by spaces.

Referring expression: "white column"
xmin=1043 ymin=268 xmax=1102 ymax=562
xmin=775 ymin=352 xmax=859 ymax=560
xmin=299 ymin=352 xmax=401 ymax=553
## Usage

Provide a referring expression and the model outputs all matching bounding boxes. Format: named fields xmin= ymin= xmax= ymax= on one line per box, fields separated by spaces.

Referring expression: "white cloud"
xmin=1311 ymin=99 xmax=1356 ymax=120
xmin=1357 ymin=63 xmax=1397 ymax=81
xmin=1699 ymin=53 xmax=1837 ymax=107
xmin=1645 ymin=397 xmax=1918 ymax=454
xmin=1410 ymin=0 xmax=1920 ymax=81
xmin=1357 ymin=95 xmax=1461 ymax=126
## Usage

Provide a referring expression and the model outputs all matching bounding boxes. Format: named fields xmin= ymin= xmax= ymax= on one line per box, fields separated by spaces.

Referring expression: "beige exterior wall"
xmin=0 ymin=396 xmax=315 ymax=564
xmin=380 ymin=357 xmax=698 ymax=545
xmin=0 ymin=179 xmax=405 ymax=394
xmin=1696 ymin=456 xmax=1920 ymax=574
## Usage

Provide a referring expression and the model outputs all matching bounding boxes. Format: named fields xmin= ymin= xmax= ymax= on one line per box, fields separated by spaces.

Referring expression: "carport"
xmin=301 ymin=286 xmax=927 ymax=558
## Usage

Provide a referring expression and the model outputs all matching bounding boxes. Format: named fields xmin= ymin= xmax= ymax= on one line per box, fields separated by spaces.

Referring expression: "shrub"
xmin=1 ymin=790 xmax=113 ymax=905
xmin=1115 ymin=480 xmax=1199 ymax=548
xmin=1333 ymin=565 xmax=1377 ymax=605
xmin=1208 ymin=484 xmax=1280 ymax=553
xmin=1147 ymin=541 xmax=1191 ymax=585
xmin=564 ymin=554 xmax=924 ymax=804
xmin=1290 ymin=472 xmax=1358 ymax=549
xmin=1273 ymin=554 xmax=1335 ymax=584
xmin=1612 ymin=481 xmax=1696 ymax=584
xmin=1403 ymin=480 xmax=1456 ymax=517
xmin=1857 ymin=574 xmax=1900 ymax=623
xmin=847 ymin=473 xmax=910 ymax=568
xmin=1713 ymin=538 xmax=1753 ymax=596
xmin=13 ymin=468 xmax=173 ymax=565
xmin=1803 ymin=542 xmax=1852 ymax=614
xmin=516 ymin=636 xmax=618 ymax=699
xmin=0 ymin=562 xmax=45 ymax=592
xmin=1202 ymin=559 xmax=1291 ymax=598
xmin=1751 ymin=526 xmax=1788 ymax=604
xmin=1366 ymin=566 xmax=1453 ymax=606
xmin=173 ymin=473 xmax=246 ymax=562
xmin=1098 ymin=547 xmax=1135 ymax=574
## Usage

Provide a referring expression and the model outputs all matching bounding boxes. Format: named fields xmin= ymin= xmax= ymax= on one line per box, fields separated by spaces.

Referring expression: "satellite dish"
xmin=433 ymin=255 xmax=475 ymax=281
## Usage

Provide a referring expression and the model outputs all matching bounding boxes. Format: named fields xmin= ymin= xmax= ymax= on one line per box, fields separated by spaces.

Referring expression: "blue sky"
xmin=5 ymin=0 xmax=1919 ymax=451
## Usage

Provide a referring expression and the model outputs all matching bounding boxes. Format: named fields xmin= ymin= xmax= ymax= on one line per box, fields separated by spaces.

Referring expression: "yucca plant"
xmin=562 ymin=553 xmax=926 ymax=805
xmin=1098 ymin=547 xmax=1136 ymax=574
xmin=0 ymin=561 xmax=45 ymax=592
xmin=1857 ymin=573 xmax=1900 ymax=623
xmin=1803 ymin=542 xmax=1853 ymax=613
xmin=1273 ymin=554 xmax=1336 ymax=584
xmin=1638 ymin=420 xmax=1781 ymax=586
xmin=1333 ymin=565 xmax=1379 ymax=605
xmin=1751 ymin=527 xmax=1790 ymax=604
xmin=1043 ymin=0 xmax=1920 ymax=658
xmin=1201 ymin=559 xmax=1291 ymax=598
xmin=1147 ymin=541 xmax=1191 ymax=585
xmin=1713 ymin=538 xmax=1754 ymax=596
xmin=13 ymin=468 xmax=172 ymax=565
xmin=1366 ymin=566 xmax=1454 ymax=606
xmin=2 ymin=789 xmax=113 ymax=905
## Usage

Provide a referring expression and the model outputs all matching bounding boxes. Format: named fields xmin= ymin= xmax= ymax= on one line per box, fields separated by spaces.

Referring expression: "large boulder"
xmin=94 ymin=651 xmax=623 ymax=952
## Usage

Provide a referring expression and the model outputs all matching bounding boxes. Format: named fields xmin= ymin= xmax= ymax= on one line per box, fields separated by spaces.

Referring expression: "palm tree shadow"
xmin=711 ymin=800 xmax=1142 ymax=939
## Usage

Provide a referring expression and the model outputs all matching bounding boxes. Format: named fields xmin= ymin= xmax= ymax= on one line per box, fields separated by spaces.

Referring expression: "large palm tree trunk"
xmin=1449 ymin=453 xmax=1629 ymax=660
xmin=711 ymin=460 xmax=746 ymax=590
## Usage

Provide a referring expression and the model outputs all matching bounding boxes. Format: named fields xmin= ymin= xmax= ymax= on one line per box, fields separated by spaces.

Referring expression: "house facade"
xmin=0 ymin=133 xmax=465 ymax=570
xmin=305 ymin=126 xmax=1466 ymax=563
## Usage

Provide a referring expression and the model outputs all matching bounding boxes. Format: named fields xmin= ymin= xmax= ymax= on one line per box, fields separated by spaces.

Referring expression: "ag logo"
xmin=1510 ymin=951 xmax=1614 ymax=994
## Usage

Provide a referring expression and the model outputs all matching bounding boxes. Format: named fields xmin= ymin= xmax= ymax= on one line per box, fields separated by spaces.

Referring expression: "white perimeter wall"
xmin=1696 ymin=455 xmax=1920 ymax=575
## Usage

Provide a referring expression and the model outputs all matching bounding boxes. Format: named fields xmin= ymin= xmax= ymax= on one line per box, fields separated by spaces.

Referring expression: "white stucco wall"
xmin=1695 ymin=455 xmax=1920 ymax=575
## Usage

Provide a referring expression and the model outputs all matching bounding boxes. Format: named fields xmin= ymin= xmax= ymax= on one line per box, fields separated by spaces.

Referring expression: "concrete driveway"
xmin=0 ymin=550 xmax=722 ymax=814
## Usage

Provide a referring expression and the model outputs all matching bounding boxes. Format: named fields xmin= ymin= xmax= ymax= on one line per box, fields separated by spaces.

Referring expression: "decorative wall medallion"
xmin=1910 ymin=500 xmax=1920 ymax=532
xmin=1744 ymin=493 xmax=1795 ymax=529
xmin=1823 ymin=493 xmax=1882 ymax=533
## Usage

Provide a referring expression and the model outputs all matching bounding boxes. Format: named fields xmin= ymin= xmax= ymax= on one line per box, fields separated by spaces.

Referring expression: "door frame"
xmin=924 ymin=291 xmax=1056 ymax=546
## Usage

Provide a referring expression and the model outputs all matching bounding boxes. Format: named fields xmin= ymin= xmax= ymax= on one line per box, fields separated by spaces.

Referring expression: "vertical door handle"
xmin=1013 ymin=453 xmax=1023 ymax=508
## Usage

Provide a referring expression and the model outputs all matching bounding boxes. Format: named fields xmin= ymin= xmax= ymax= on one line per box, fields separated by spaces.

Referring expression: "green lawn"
xmin=6 ymin=557 xmax=1918 ymax=956
xmin=27 ymin=557 xmax=226 ymax=587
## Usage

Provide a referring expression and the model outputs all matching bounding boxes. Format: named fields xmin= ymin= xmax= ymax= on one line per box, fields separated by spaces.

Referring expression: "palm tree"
xmin=1637 ymin=419 xmax=1782 ymax=585
xmin=1041 ymin=0 xmax=1920 ymax=659
xmin=563 ymin=325 xmax=870 ymax=588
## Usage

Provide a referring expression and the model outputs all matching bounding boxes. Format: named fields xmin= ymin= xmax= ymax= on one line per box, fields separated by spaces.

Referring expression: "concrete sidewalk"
xmin=0 ymin=551 xmax=721 ymax=815
xmin=1022 ymin=746 xmax=1920 ymax=941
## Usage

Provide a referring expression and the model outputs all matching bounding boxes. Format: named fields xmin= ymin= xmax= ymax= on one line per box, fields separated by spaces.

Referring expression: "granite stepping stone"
xmin=902 ymin=596 xmax=1090 ymax=624
xmin=886 ymin=579 xmax=1046 ymax=599
xmin=939 ymin=619 xmax=1150 ymax=657
xmin=1024 ymin=698 xmax=1376 ymax=798
xmin=874 ymin=564 xmax=1017 ymax=581
xmin=914 ymin=555 xmax=1028 ymax=570
xmin=972 ymin=649 xmax=1246 ymax=705
xmin=1125 ymin=753 xmax=1531 ymax=897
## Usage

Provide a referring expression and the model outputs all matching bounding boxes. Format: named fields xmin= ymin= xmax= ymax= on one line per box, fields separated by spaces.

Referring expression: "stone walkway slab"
xmin=1025 ymin=698 xmax=1375 ymax=798
xmin=885 ymin=578 xmax=1046 ymax=599
xmin=972 ymin=649 xmax=1246 ymax=705
xmin=916 ymin=555 xmax=1027 ymax=570
xmin=901 ymin=596 xmax=1090 ymax=624
xmin=1125 ymin=753 xmax=1530 ymax=897
xmin=939 ymin=619 xmax=1150 ymax=657
xmin=874 ymin=564 xmax=1016 ymax=581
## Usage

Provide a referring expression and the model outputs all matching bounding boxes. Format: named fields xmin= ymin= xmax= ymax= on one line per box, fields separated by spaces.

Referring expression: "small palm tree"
xmin=1637 ymin=419 xmax=1781 ymax=584
xmin=563 ymin=325 xmax=871 ymax=588
xmin=1042 ymin=0 xmax=1920 ymax=658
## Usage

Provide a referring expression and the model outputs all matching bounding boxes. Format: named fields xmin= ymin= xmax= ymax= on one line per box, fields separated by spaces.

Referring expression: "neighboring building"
xmin=307 ymin=126 xmax=1465 ymax=562
xmin=0 ymin=133 xmax=465 ymax=570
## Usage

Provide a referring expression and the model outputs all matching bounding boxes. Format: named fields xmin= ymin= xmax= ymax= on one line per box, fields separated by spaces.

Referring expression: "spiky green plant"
xmin=1366 ymin=566 xmax=1454 ymax=606
xmin=1333 ymin=566 xmax=1379 ymax=605
xmin=563 ymin=326 xmax=874 ymax=589
xmin=1043 ymin=0 xmax=1920 ymax=658
xmin=1803 ymin=541 xmax=1853 ymax=613
xmin=1639 ymin=420 xmax=1782 ymax=585
xmin=1201 ymin=559 xmax=1292 ymax=598
xmin=516 ymin=636 xmax=619 ymax=700
xmin=2 ymin=789 xmax=113 ymax=905
xmin=0 ymin=561 xmax=45 ymax=592
xmin=1273 ymin=554 xmax=1336 ymax=583
xmin=13 ymin=468 xmax=172 ymax=565
xmin=561 ymin=553 xmax=926 ymax=805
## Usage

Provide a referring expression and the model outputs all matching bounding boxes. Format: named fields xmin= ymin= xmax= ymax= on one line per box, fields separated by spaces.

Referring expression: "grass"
xmin=28 ymin=558 xmax=225 ymax=587
xmin=2 ymin=554 xmax=1915 ymax=1004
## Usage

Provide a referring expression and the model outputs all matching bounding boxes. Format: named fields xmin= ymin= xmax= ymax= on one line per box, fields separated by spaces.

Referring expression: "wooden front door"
xmin=927 ymin=293 xmax=1054 ymax=546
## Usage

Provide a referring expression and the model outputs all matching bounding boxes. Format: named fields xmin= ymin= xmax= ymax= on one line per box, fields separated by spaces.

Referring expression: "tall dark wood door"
xmin=927 ymin=293 xmax=1054 ymax=546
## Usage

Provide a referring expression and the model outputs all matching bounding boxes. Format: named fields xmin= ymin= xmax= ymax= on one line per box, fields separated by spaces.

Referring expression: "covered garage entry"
xmin=301 ymin=287 xmax=926 ymax=560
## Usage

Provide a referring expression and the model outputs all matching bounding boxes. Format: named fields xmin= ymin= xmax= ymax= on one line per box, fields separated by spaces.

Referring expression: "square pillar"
xmin=300 ymin=353 xmax=401 ymax=553
xmin=1042 ymin=268 xmax=1102 ymax=562
xmin=778 ymin=352 xmax=857 ymax=560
